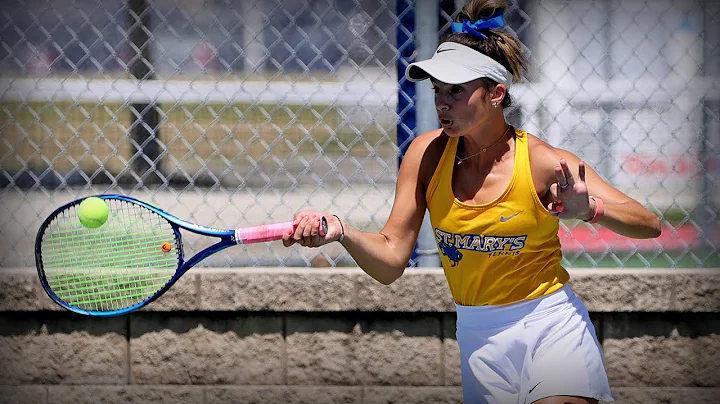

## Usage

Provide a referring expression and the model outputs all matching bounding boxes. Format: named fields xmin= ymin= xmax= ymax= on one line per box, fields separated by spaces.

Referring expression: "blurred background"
xmin=1 ymin=0 xmax=718 ymax=269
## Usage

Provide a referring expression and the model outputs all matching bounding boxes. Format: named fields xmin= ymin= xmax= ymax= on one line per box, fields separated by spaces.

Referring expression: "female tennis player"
xmin=284 ymin=0 xmax=661 ymax=403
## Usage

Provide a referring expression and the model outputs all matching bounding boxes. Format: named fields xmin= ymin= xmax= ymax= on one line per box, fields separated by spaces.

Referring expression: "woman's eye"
xmin=451 ymin=86 xmax=463 ymax=94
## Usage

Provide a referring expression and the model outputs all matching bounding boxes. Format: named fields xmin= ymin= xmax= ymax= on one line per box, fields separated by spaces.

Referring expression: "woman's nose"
xmin=435 ymin=97 xmax=450 ymax=111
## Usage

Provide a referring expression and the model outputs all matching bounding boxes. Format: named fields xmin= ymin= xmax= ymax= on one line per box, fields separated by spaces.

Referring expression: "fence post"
xmin=241 ymin=1 xmax=266 ymax=73
xmin=396 ymin=0 xmax=418 ymax=266
xmin=126 ymin=0 xmax=162 ymax=185
xmin=699 ymin=0 xmax=720 ymax=248
xmin=413 ymin=0 xmax=441 ymax=267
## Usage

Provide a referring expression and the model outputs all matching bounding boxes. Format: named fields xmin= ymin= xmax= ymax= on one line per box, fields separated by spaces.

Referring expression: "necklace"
xmin=455 ymin=125 xmax=513 ymax=166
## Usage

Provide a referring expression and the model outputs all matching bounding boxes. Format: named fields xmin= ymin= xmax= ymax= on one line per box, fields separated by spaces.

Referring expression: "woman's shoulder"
xmin=524 ymin=131 xmax=561 ymax=161
xmin=404 ymin=128 xmax=450 ymax=185
xmin=523 ymin=131 xmax=551 ymax=151
xmin=522 ymin=131 xmax=567 ymax=181
xmin=404 ymin=128 xmax=449 ymax=161
xmin=410 ymin=128 xmax=447 ymax=149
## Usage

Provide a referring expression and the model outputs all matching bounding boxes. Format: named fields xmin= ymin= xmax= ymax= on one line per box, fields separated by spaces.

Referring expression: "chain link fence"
xmin=1 ymin=0 xmax=718 ymax=269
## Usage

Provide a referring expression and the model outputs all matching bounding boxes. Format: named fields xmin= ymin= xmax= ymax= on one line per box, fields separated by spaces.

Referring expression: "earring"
xmin=492 ymin=102 xmax=498 ymax=108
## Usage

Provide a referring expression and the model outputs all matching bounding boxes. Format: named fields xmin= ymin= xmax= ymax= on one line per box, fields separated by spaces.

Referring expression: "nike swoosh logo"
xmin=528 ymin=381 xmax=542 ymax=394
xmin=500 ymin=212 xmax=521 ymax=222
xmin=436 ymin=48 xmax=455 ymax=53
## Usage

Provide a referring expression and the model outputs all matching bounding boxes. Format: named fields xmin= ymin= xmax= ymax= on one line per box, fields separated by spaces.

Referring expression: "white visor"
xmin=405 ymin=42 xmax=512 ymax=85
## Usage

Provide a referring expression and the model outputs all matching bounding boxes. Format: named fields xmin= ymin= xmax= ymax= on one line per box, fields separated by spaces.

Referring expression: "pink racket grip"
xmin=235 ymin=217 xmax=327 ymax=244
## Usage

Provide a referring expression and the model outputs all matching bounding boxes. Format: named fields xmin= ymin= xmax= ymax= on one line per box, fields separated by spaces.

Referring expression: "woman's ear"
xmin=491 ymin=83 xmax=507 ymax=106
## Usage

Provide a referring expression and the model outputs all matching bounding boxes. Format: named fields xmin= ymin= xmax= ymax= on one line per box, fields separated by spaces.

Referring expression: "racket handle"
xmin=235 ymin=217 xmax=328 ymax=244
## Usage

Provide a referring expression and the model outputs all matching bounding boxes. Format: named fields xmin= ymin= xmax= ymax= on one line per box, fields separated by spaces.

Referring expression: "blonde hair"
xmin=446 ymin=0 xmax=528 ymax=106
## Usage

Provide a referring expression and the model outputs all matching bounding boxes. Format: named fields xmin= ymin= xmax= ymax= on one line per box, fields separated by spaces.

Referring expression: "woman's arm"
xmin=547 ymin=148 xmax=662 ymax=239
xmin=284 ymin=130 xmax=442 ymax=284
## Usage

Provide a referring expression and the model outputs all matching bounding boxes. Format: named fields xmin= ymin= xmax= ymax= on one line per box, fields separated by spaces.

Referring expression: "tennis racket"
xmin=34 ymin=194 xmax=326 ymax=316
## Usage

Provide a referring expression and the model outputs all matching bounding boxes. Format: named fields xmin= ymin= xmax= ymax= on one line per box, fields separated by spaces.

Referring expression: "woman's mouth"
xmin=439 ymin=117 xmax=453 ymax=127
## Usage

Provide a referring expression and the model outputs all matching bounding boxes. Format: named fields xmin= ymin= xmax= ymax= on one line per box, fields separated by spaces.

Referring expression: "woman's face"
xmin=431 ymin=78 xmax=495 ymax=137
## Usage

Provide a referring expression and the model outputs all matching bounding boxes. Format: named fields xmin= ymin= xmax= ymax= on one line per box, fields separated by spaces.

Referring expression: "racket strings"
xmin=39 ymin=199 xmax=179 ymax=312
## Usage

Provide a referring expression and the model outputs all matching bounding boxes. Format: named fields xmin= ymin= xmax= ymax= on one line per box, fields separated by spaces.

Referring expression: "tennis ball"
xmin=78 ymin=197 xmax=109 ymax=229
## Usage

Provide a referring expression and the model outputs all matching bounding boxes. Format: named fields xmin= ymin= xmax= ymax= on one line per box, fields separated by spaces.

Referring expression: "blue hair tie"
xmin=451 ymin=9 xmax=506 ymax=39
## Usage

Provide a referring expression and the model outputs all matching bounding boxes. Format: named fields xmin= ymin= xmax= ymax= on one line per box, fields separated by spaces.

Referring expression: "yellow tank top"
xmin=426 ymin=128 xmax=569 ymax=306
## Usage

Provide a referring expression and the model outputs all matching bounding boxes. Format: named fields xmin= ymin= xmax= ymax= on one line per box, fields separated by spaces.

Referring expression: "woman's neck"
xmin=457 ymin=121 xmax=512 ymax=158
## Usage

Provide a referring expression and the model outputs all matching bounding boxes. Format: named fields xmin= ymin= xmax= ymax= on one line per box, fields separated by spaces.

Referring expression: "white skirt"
xmin=455 ymin=284 xmax=615 ymax=404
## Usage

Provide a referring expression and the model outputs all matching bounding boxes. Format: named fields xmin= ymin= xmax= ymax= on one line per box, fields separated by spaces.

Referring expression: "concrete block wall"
xmin=0 ymin=268 xmax=719 ymax=404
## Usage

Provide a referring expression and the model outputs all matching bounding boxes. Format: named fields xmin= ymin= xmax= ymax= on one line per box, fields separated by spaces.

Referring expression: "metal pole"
xmin=699 ymin=0 xmax=720 ymax=248
xmin=396 ymin=0 xmax=415 ymax=162
xmin=396 ymin=0 xmax=418 ymax=266
xmin=241 ymin=1 xmax=266 ymax=74
xmin=413 ymin=0 xmax=441 ymax=267
xmin=126 ymin=0 xmax=162 ymax=185
xmin=599 ymin=0 xmax=614 ymax=182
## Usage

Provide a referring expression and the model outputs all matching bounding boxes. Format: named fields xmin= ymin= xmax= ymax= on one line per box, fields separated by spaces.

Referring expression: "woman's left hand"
xmin=547 ymin=159 xmax=594 ymax=221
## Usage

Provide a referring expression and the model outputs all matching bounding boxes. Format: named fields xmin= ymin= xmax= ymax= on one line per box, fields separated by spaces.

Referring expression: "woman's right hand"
xmin=282 ymin=211 xmax=344 ymax=248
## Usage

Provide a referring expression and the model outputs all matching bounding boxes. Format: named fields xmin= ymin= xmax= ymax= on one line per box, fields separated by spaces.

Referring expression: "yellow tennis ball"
xmin=78 ymin=197 xmax=109 ymax=229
